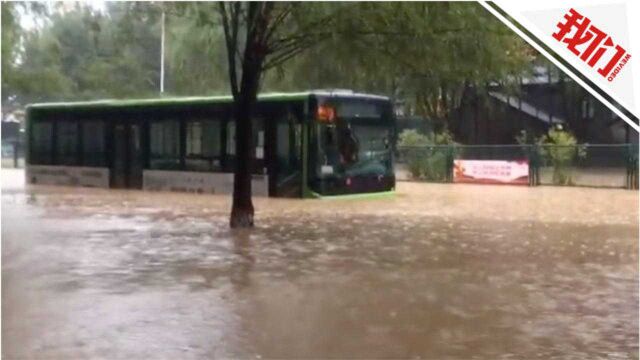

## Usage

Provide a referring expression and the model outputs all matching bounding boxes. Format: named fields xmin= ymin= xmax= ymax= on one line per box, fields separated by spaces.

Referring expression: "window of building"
xmin=56 ymin=121 xmax=78 ymax=165
xmin=581 ymin=98 xmax=595 ymax=119
xmin=150 ymin=120 xmax=180 ymax=170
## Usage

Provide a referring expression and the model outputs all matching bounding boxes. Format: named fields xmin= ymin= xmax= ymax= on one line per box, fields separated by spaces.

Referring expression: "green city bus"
xmin=25 ymin=90 xmax=396 ymax=198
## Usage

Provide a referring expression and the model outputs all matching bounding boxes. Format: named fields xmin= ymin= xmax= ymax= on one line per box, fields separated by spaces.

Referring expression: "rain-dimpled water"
xmin=2 ymin=169 xmax=637 ymax=358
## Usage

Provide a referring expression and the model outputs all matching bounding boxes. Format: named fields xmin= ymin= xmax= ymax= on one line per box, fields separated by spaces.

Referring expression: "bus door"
xmin=111 ymin=123 xmax=143 ymax=189
xmin=271 ymin=113 xmax=302 ymax=197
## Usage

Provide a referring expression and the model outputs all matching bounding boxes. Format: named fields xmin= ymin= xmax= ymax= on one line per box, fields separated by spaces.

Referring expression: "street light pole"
xmin=160 ymin=9 xmax=165 ymax=94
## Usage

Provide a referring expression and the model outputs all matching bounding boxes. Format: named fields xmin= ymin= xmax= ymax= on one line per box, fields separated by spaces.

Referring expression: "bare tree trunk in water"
xmin=218 ymin=1 xmax=317 ymax=227
xmin=230 ymin=95 xmax=255 ymax=228
xmin=230 ymin=41 xmax=263 ymax=228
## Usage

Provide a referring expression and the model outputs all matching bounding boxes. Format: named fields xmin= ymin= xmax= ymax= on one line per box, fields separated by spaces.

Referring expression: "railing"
xmin=1 ymin=141 xmax=25 ymax=168
xmin=397 ymin=144 xmax=639 ymax=189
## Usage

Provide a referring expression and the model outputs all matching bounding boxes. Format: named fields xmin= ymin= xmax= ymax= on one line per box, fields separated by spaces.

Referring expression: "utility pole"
xmin=160 ymin=9 xmax=165 ymax=94
xmin=548 ymin=64 xmax=553 ymax=125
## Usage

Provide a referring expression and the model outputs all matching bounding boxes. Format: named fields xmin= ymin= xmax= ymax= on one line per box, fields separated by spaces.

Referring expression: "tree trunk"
xmin=230 ymin=94 xmax=255 ymax=228
xmin=230 ymin=52 xmax=262 ymax=228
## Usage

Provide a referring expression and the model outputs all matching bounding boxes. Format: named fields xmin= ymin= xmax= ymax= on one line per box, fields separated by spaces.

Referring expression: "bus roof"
xmin=26 ymin=90 xmax=390 ymax=111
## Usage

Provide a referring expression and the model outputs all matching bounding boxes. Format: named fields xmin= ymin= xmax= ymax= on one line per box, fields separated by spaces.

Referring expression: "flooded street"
xmin=2 ymin=168 xmax=638 ymax=359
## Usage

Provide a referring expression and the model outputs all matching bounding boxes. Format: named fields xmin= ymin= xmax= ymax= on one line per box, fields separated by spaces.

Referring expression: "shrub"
xmin=398 ymin=129 xmax=456 ymax=181
xmin=398 ymin=129 xmax=428 ymax=147
xmin=537 ymin=125 xmax=586 ymax=185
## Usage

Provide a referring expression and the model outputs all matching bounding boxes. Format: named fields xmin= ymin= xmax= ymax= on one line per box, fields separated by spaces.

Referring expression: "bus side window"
xmin=83 ymin=121 xmax=106 ymax=167
xmin=277 ymin=121 xmax=290 ymax=167
xmin=56 ymin=121 xmax=79 ymax=165
xmin=276 ymin=111 xmax=301 ymax=175
xmin=185 ymin=119 xmax=222 ymax=172
xmin=149 ymin=120 xmax=180 ymax=170
xmin=226 ymin=121 xmax=235 ymax=156
xmin=253 ymin=118 xmax=265 ymax=160
xmin=31 ymin=121 xmax=53 ymax=165
xmin=252 ymin=117 xmax=266 ymax=174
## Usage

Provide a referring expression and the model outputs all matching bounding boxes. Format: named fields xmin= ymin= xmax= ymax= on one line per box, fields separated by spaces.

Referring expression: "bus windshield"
xmin=318 ymin=122 xmax=392 ymax=176
xmin=312 ymin=97 xmax=394 ymax=195
xmin=346 ymin=123 xmax=392 ymax=176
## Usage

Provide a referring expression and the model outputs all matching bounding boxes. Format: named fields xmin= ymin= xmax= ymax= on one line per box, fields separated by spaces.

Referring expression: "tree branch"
xmin=263 ymin=3 xmax=296 ymax=43
xmin=218 ymin=2 xmax=239 ymax=98
xmin=262 ymin=35 xmax=321 ymax=70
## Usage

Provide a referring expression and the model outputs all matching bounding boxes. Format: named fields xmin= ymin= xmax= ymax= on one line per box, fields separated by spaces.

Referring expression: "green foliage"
xmin=165 ymin=12 xmax=228 ymax=95
xmin=398 ymin=129 xmax=428 ymax=147
xmin=3 ymin=3 xmax=165 ymax=105
xmin=398 ymin=129 xmax=456 ymax=181
xmin=3 ymin=2 xmax=535 ymax=116
xmin=538 ymin=125 xmax=586 ymax=185
xmin=265 ymin=2 xmax=533 ymax=121
xmin=1 ymin=3 xmax=19 ymax=74
xmin=1 ymin=3 xmax=42 ymax=106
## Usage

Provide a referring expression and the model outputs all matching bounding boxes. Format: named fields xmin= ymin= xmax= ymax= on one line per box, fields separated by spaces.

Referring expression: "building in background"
xmin=449 ymin=65 xmax=636 ymax=145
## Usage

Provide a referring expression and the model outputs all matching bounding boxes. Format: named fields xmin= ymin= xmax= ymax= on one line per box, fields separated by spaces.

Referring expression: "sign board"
xmin=453 ymin=160 xmax=529 ymax=185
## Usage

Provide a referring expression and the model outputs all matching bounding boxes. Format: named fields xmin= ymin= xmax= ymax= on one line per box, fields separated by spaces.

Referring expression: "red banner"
xmin=453 ymin=160 xmax=529 ymax=185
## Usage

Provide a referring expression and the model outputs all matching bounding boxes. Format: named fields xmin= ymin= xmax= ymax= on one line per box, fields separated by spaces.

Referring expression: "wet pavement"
xmin=2 ymin=168 xmax=638 ymax=359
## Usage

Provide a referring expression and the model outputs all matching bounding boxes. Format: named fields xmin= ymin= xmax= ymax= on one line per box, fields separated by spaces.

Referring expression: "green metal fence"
xmin=397 ymin=144 xmax=639 ymax=189
xmin=1 ymin=140 xmax=25 ymax=168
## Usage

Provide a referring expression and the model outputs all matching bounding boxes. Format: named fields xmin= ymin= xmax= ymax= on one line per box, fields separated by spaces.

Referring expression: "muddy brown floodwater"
xmin=2 ymin=168 xmax=638 ymax=359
